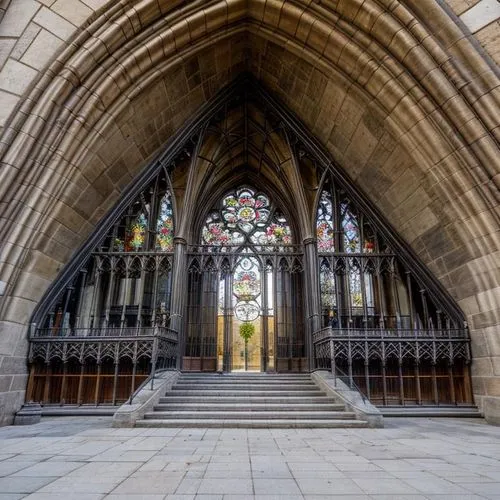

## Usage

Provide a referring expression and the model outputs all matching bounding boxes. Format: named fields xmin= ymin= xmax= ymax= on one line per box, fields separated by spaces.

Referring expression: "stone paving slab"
xmin=0 ymin=417 xmax=499 ymax=499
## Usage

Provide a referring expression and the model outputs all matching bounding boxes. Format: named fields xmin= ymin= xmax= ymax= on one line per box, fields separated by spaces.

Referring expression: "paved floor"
xmin=0 ymin=417 xmax=499 ymax=499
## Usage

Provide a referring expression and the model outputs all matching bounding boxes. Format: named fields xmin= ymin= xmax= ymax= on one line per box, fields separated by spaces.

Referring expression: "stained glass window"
xmin=233 ymin=256 xmax=261 ymax=322
xmin=317 ymin=189 xmax=378 ymax=317
xmin=316 ymin=190 xmax=335 ymax=252
xmin=363 ymin=222 xmax=376 ymax=253
xmin=341 ymin=204 xmax=361 ymax=253
xmin=201 ymin=187 xmax=291 ymax=246
xmin=107 ymin=186 xmax=174 ymax=253
xmin=348 ymin=262 xmax=363 ymax=308
xmin=320 ymin=265 xmax=336 ymax=309
xmin=125 ymin=213 xmax=147 ymax=251
xmin=156 ymin=192 xmax=174 ymax=252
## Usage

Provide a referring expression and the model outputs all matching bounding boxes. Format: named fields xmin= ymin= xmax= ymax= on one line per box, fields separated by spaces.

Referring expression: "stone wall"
xmin=0 ymin=0 xmax=499 ymax=424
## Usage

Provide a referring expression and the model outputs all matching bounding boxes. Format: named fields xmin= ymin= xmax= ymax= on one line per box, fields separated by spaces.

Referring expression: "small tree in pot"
xmin=239 ymin=322 xmax=255 ymax=371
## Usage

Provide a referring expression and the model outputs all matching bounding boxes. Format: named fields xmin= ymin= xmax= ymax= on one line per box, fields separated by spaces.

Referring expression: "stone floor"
xmin=0 ymin=417 xmax=499 ymax=499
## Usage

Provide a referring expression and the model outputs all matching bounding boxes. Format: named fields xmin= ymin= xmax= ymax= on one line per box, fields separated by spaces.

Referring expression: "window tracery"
xmin=156 ymin=192 xmax=174 ymax=252
xmin=202 ymin=187 xmax=291 ymax=247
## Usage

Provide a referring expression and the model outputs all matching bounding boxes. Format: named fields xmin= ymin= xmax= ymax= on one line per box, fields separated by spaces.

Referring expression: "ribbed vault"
xmin=177 ymin=98 xmax=313 ymax=242
xmin=0 ymin=0 xmax=499 ymax=424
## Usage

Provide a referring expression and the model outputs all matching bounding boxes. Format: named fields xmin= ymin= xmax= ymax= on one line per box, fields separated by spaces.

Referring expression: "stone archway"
xmin=0 ymin=0 xmax=499 ymax=425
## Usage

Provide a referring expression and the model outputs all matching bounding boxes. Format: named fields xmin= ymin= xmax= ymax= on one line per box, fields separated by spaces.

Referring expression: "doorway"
xmin=184 ymin=187 xmax=305 ymax=372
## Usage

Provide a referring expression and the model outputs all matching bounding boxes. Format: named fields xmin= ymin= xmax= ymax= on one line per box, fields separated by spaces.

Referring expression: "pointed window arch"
xmin=316 ymin=190 xmax=335 ymax=252
xmin=156 ymin=191 xmax=174 ymax=252
xmin=34 ymin=171 xmax=176 ymax=340
xmin=315 ymin=178 xmax=457 ymax=332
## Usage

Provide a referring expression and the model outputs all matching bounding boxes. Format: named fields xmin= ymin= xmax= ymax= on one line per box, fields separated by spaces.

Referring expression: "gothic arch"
xmin=0 ymin=0 xmax=498 ymax=423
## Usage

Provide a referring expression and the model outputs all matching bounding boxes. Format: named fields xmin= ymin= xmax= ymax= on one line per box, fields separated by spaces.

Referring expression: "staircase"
xmin=135 ymin=372 xmax=369 ymax=428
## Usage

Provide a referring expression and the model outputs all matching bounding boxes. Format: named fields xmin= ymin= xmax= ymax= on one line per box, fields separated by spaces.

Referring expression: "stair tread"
xmin=170 ymin=389 xmax=323 ymax=393
xmin=156 ymin=401 xmax=344 ymax=410
xmin=137 ymin=373 xmax=369 ymax=428
xmin=145 ymin=411 xmax=356 ymax=417
xmin=173 ymin=385 xmax=319 ymax=389
xmin=136 ymin=419 xmax=368 ymax=428
xmin=160 ymin=396 xmax=335 ymax=400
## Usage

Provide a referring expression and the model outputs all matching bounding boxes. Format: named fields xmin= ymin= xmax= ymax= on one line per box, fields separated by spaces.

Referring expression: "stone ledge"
xmin=112 ymin=370 xmax=180 ymax=428
xmin=483 ymin=395 xmax=500 ymax=425
xmin=311 ymin=370 xmax=384 ymax=428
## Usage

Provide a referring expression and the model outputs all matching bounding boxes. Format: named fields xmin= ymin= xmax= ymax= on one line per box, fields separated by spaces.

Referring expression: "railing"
xmin=128 ymin=327 xmax=180 ymax=404
xmin=128 ymin=368 xmax=171 ymax=405
xmin=312 ymin=364 xmax=368 ymax=402
xmin=312 ymin=326 xmax=471 ymax=371
xmin=187 ymin=243 xmax=303 ymax=255
xmin=29 ymin=326 xmax=179 ymax=366
xmin=313 ymin=327 xmax=469 ymax=342
xmin=32 ymin=326 xmax=173 ymax=339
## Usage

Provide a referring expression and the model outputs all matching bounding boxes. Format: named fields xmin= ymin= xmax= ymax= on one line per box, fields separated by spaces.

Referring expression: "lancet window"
xmin=27 ymin=172 xmax=177 ymax=406
xmin=314 ymin=178 xmax=472 ymax=405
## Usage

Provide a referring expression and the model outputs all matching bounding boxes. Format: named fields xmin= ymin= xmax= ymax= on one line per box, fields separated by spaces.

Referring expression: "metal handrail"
xmin=128 ymin=326 xmax=179 ymax=405
xmin=128 ymin=368 xmax=172 ymax=405
xmin=312 ymin=365 xmax=368 ymax=403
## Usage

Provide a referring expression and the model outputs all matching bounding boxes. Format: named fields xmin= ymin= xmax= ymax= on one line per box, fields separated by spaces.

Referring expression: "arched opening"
xmin=24 ymin=76 xmax=473 ymax=407
xmin=185 ymin=186 xmax=304 ymax=372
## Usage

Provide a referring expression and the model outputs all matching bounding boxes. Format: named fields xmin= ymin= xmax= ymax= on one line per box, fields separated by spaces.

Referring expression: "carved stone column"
xmin=170 ymin=237 xmax=187 ymax=369
xmin=303 ymin=238 xmax=321 ymax=371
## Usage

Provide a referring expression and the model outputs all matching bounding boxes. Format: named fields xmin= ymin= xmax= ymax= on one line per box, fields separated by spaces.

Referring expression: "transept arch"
xmin=0 ymin=0 xmax=498 ymax=424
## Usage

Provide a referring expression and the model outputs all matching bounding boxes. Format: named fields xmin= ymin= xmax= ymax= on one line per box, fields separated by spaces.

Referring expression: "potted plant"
xmin=239 ymin=322 xmax=255 ymax=371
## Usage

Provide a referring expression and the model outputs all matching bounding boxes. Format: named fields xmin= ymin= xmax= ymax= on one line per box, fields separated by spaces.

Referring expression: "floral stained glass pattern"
xmin=222 ymin=190 xmax=270 ymax=234
xmin=233 ymin=256 xmax=261 ymax=322
xmin=156 ymin=192 xmax=174 ymax=252
xmin=202 ymin=188 xmax=291 ymax=247
xmin=202 ymin=213 xmax=244 ymax=246
xmin=126 ymin=213 xmax=147 ymax=251
xmin=233 ymin=266 xmax=260 ymax=301
xmin=316 ymin=191 xmax=335 ymax=252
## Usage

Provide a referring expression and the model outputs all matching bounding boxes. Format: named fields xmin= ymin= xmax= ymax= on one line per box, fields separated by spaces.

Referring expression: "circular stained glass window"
xmin=201 ymin=187 xmax=292 ymax=246
xmin=234 ymin=300 xmax=260 ymax=322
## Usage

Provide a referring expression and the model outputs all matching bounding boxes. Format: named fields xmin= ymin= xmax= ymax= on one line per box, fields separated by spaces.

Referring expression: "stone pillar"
xmin=169 ymin=237 xmax=187 ymax=370
xmin=303 ymin=238 xmax=321 ymax=371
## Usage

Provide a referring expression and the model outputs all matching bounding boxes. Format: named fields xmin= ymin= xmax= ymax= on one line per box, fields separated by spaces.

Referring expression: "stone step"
xmin=169 ymin=390 xmax=324 ymax=397
xmin=160 ymin=396 xmax=337 ymax=404
xmin=172 ymin=384 xmax=321 ymax=391
xmin=154 ymin=403 xmax=345 ymax=411
xmin=380 ymin=406 xmax=482 ymax=418
xmin=174 ymin=379 xmax=316 ymax=385
xmin=136 ymin=373 xmax=369 ymax=429
xmin=41 ymin=405 xmax=117 ymax=417
xmin=136 ymin=418 xmax=368 ymax=428
xmin=144 ymin=410 xmax=357 ymax=420
xmin=179 ymin=375 xmax=312 ymax=380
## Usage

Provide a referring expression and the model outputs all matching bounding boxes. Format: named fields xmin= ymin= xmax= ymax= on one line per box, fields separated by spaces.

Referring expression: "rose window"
xmin=202 ymin=187 xmax=291 ymax=246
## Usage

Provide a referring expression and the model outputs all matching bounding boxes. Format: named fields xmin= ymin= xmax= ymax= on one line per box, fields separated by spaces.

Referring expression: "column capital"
xmin=303 ymin=237 xmax=317 ymax=246
xmin=173 ymin=237 xmax=187 ymax=246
